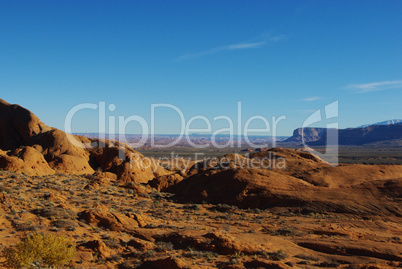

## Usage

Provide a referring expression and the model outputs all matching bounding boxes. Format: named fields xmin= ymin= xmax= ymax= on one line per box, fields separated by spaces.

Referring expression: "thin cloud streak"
xmin=226 ymin=42 xmax=265 ymax=50
xmin=347 ymin=80 xmax=402 ymax=93
xmin=302 ymin=96 xmax=322 ymax=102
xmin=176 ymin=35 xmax=284 ymax=61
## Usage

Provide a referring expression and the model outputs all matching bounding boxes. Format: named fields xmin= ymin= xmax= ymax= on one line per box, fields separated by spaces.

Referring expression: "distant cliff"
xmin=311 ymin=124 xmax=402 ymax=146
xmin=283 ymin=127 xmax=328 ymax=143
xmin=284 ymin=123 xmax=402 ymax=146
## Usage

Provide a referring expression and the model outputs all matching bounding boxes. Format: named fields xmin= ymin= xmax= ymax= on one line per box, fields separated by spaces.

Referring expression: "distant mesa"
xmin=283 ymin=127 xmax=329 ymax=144
xmin=310 ymin=124 xmax=402 ymax=146
xmin=283 ymin=122 xmax=402 ymax=146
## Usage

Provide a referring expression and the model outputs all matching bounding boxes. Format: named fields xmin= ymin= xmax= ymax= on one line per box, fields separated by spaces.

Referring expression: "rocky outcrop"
xmin=0 ymin=99 xmax=166 ymax=183
xmin=0 ymin=146 xmax=55 ymax=176
xmin=283 ymin=127 xmax=328 ymax=143
xmin=0 ymin=99 xmax=51 ymax=150
xmin=78 ymin=240 xmax=112 ymax=259
xmin=148 ymin=173 xmax=184 ymax=191
xmin=156 ymin=231 xmax=259 ymax=255
xmin=137 ymin=257 xmax=189 ymax=269
xmin=78 ymin=209 xmax=140 ymax=232
xmin=169 ymin=148 xmax=402 ymax=216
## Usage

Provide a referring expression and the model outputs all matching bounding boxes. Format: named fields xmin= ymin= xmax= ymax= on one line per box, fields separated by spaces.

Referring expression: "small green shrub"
xmin=1 ymin=233 xmax=76 ymax=268
xmin=269 ymin=249 xmax=288 ymax=261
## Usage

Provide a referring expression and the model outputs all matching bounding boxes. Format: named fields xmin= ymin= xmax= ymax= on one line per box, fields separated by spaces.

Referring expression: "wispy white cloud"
xmin=268 ymin=35 xmax=286 ymax=42
xmin=347 ymin=80 xmax=402 ymax=93
xmin=175 ymin=35 xmax=284 ymax=61
xmin=302 ymin=96 xmax=322 ymax=102
xmin=226 ymin=42 xmax=265 ymax=50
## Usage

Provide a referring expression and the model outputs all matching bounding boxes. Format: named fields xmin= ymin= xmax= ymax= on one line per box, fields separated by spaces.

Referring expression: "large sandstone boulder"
xmin=29 ymin=129 xmax=94 ymax=174
xmin=137 ymin=257 xmax=189 ymax=269
xmin=0 ymin=99 xmax=51 ymax=150
xmin=148 ymin=173 xmax=184 ymax=191
xmin=87 ymin=142 xmax=165 ymax=184
xmin=78 ymin=209 xmax=139 ymax=232
xmin=0 ymin=146 xmax=55 ymax=176
xmin=156 ymin=231 xmax=259 ymax=255
xmin=78 ymin=240 xmax=113 ymax=259
xmin=0 ymin=99 xmax=166 ymax=183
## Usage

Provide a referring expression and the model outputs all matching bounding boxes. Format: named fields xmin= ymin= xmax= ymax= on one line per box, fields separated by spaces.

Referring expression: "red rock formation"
xmin=0 ymin=99 xmax=166 ymax=183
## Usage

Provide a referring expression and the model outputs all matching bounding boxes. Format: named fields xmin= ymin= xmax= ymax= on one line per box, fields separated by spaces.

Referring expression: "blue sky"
xmin=1 ymin=0 xmax=401 ymax=136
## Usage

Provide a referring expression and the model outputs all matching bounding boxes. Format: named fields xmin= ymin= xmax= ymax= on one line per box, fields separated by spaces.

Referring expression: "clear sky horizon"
xmin=1 ymin=1 xmax=401 ymax=136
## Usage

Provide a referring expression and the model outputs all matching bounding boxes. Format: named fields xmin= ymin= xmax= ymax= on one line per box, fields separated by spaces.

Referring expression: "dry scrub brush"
xmin=1 ymin=232 xmax=75 ymax=268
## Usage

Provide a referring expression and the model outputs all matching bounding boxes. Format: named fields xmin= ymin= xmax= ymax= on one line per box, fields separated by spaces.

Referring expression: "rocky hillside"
xmin=0 ymin=99 xmax=167 ymax=183
xmin=0 ymin=99 xmax=401 ymax=268
xmin=169 ymin=148 xmax=402 ymax=216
